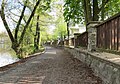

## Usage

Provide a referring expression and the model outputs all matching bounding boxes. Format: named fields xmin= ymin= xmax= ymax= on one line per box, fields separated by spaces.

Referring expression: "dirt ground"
xmin=0 ymin=46 xmax=103 ymax=84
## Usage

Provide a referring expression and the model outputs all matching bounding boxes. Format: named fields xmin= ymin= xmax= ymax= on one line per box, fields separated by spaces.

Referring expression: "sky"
xmin=0 ymin=17 xmax=6 ymax=33
xmin=0 ymin=0 xmax=5 ymax=33
xmin=0 ymin=0 xmax=86 ymax=34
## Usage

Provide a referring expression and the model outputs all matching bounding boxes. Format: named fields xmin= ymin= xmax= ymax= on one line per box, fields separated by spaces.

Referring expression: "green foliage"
xmin=19 ymin=0 xmax=53 ymax=55
xmin=53 ymin=19 xmax=67 ymax=40
xmin=41 ymin=30 xmax=52 ymax=42
xmin=63 ymin=0 xmax=84 ymax=23
xmin=63 ymin=0 xmax=120 ymax=24
xmin=21 ymin=44 xmax=35 ymax=54
xmin=1 ymin=0 xmax=53 ymax=58
xmin=49 ymin=0 xmax=67 ymax=40
xmin=104 ymin=0 xmax=120 ymax=18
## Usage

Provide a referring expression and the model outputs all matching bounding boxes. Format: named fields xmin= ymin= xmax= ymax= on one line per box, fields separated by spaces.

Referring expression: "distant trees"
xmin=0 ymin=32 xmax=9 ymax=43
xmin=51 ymin=0 xmax=67 ymax=41
xmin=53 ymin=17 xmax=67 ymax=41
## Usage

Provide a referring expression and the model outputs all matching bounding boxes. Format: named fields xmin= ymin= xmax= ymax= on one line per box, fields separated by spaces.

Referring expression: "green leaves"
xmin=63 ymin=0 xmax=120 ymax=24
xmin=63 ymin=0 xmax=84 ymax=23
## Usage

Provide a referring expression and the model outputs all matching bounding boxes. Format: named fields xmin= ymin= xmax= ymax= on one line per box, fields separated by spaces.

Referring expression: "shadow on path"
xmin=0 ymin=46 xmax=102 ymax=84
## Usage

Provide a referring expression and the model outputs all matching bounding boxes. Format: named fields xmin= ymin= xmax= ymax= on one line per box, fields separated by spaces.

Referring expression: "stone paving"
xmin=0 ymin=46 xmax=102 ymax=84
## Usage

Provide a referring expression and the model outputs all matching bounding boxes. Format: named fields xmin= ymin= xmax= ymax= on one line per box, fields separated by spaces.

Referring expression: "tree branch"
xmin=99 ymin=0 xmax=109 ymax=12
xmin=14 ymin=0 xmax=27 ymax=42
xmin=0 ymin=0 xmax=14 ymax=43
xmin=19 ymin=0 xmax=41 ymax=45
xmin=9 ymin=10 xmax=20 ymax=17
xmin=10 ymin=16 xmax=25 ymax=28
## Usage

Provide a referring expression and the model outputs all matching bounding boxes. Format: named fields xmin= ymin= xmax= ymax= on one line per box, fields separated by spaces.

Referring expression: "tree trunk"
xmin=101 ymin=0 xmax=107 ymax=21
xmin=1 ymin=0 xmax=14 ymax=43
xmin=36 ymin=15 xmax=40 ymax=50
xmin=34 ymin=15 xmax=40 ymax=50
xmin=11 ymin=43 xmax=22 ymax=58
xmin=19 ymin=0 xmax=41 ymax=45
xmin=15 ymin=0 xmax=27 ymax=42
xmin=1 ymin=0 xmax=41 ymax=58
xmin=93 ymin=0 xmax=99 ymax=21
xmin=34 ymin=34 xmax=37 ymax=50
xmin=83 ymin=0 xmax=92 ymax=23
xmin=82 ymin=0 xmax=88 ymax=24
xmin=86 ymin=0 xmax=92 ymax=22
xmin=67 ymin=22 xmax=69 ymax=43
xmin=1 ymin=0 xmax=20 ymax=56
xmin=37 ymin=32 xmax=40 ymax=49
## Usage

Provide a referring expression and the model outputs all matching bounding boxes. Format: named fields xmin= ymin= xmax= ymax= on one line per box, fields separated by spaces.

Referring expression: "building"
xmin=69 ymin=24 xmax=86 ymax=36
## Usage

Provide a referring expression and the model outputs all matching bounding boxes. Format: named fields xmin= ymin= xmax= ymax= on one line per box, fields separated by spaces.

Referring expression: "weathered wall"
xmin=65 ymin=47 xmax=120 ymax=84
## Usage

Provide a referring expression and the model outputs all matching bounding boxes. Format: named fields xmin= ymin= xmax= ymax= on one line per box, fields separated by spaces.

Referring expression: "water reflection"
xmin=0 ymin=43 xmax=19 ymax=67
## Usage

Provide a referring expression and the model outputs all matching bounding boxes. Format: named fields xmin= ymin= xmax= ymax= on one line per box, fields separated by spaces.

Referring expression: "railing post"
xmin=87 ymin=21 xmax=101 ymax=51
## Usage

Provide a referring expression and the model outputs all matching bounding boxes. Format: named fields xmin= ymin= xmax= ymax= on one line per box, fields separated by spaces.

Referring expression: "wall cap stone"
xmin=65 ymin=46 xmax=120 ymax=69
xmin=87 ymin=21 xmax=102 ymax=28
xmin=74 ymin=33 xmax=81 ymax=35
xmin=96 ymin=12 xmax=120 ymax=27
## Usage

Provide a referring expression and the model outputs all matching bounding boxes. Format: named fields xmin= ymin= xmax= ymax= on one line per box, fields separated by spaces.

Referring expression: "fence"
xmin=63 ymin=32 xmax=88 ymax=47
xmin=58 ymin=13 xmax=120 ymax=52
xmin=64 ymin=39 xmax=69 ymax=46
xmin=69 ymin=38 xmax=74 ymax=46
xmin=76 ymin=32 xmax=88 ymax=47
xmin=96 ymin=13 xmax=120 ymax=51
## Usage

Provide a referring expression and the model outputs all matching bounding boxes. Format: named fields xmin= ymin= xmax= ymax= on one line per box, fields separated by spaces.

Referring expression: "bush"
xmin=20 ymin=44 xmax=45 ymax=58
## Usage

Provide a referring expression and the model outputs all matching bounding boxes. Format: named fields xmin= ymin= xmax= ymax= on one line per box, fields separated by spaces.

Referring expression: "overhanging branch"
xmin=14 ymin=0 xmax=27 ymax=41
xmin=19 ymin=0 xmax=41 ymax=45
xmin=0 ymin=0 xmax=14 ymax=43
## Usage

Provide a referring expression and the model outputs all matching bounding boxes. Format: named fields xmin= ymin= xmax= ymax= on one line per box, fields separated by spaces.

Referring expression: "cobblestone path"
xmin=0 ymin=46 xmax=102 ymax=84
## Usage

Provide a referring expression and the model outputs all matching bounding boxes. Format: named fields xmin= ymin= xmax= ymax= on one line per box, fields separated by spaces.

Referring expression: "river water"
xmin=0 ymin=43 xmax=19 ymax=67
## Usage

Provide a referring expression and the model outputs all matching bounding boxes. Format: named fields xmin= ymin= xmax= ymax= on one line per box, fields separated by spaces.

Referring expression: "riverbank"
xmin=0 ymin=47 xmax=45 ymax=71
xmin=0 ymin=51 xmax=45 ymax=71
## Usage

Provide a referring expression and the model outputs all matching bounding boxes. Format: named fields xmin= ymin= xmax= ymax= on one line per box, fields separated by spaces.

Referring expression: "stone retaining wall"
xmin=65 ymin=47 xmax=120 ymax=84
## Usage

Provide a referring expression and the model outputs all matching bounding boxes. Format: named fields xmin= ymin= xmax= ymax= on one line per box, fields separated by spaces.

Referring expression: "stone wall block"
xmin=85 ymin=55 xmax=92 ymax=67
xmin=80 ymin=53 xmax=86 ymax=62
xmin=87 ymin=22 xmax=100 ymax=51
xmin=111 ymin=68 xmax=119 ymax=84
xmin=75 ymin=50 xmax=77 ymax=58
xmin=115 ymin=70 xmax=120 ymax=84
xmin=75 ymin=53 xmax=82 ymax=61
xmin=93 ymin=59 xmax=100 ymax=76
xmin=90 ymin=58 xmax=98 ymax=72
xmin=106 ymin=65 xmax=114 ymax=83
xmin=64 ymin=47 xmax=120 ymax=84
xmin=102 ymin=65 xmax=113 ymax=84
xmin=77 ymin=51 xmax=80 ymax=58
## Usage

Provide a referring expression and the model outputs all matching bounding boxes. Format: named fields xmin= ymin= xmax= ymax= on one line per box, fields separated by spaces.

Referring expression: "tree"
xmin=34 ymin=15 xmax=40 ymax=50
xmin=0 ymin=0 xmax=41 ymax=56
xmin=53 ymin=17 xmax=67 ymax=41
xmin=63 ymin=0 xmax=120 ymax=24
xmin=49 ymin=0 xmax=67 ymax=41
